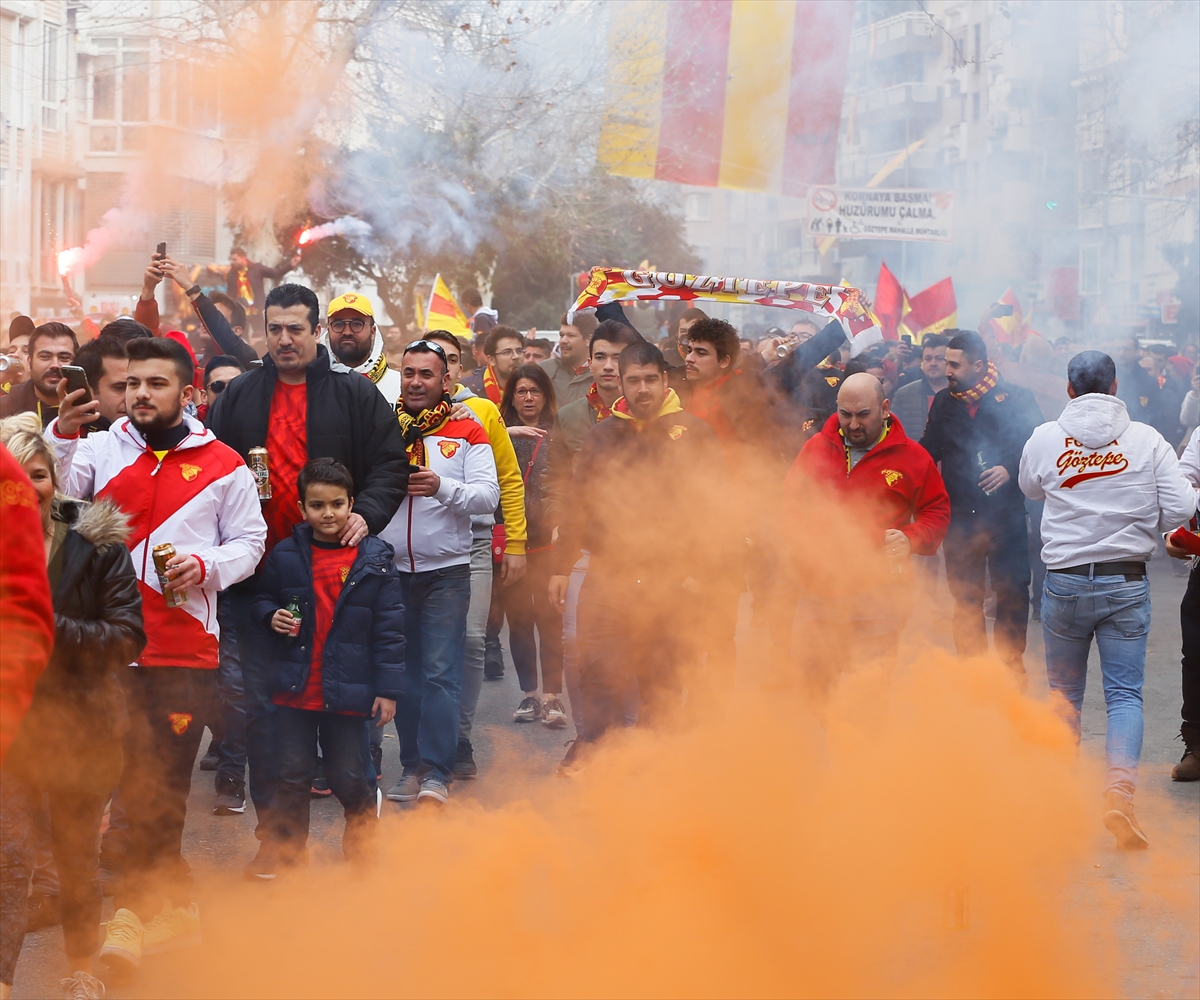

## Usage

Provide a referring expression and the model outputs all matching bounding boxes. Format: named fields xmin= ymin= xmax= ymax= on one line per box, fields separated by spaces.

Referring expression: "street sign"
xmin=806 ymin=186 xmax=955 ymax=242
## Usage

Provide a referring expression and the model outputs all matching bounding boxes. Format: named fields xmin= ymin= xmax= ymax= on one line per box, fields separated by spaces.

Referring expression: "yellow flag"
xmin=425 ymin=274 xmax=472 ymax=339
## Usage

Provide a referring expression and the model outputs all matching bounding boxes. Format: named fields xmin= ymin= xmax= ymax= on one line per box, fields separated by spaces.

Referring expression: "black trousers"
xmin=578 ymin=575 xmax=681 ymax=744
xmin=274 ymin=707 xmax=376 ymax=862
xmin=943 ymin=509 xmax=1030 ymax=668
xmin=114 ymin=666 xmax=213 ymax=922
xmin=1182 ymin=564 xmax=1200 ymax=747
xmin=507 ymin=551 xmax=564 ymax=695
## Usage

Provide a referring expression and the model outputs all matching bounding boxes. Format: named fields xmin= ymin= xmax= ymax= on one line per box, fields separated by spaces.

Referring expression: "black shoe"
xmin=25 ymin=890 xmax=61 ymax=931
xmin=370 ymin=741 xmax=383 ymax=781
xmin=556 ymin=739 xmax=586 ymax=777
xmin=242 ymin=841 xmax=280 ymax=881
xmin=311 ymin=762 xmax=332 ymax=797
xmin=484 ymin=637 xmax=504 ymax=680
xmin=199 ymin=739 xmax=220 ymax=772
xmin=214 ymin=775 xmax=247 ymax=815
xmin=452 ymin=737 xmax=478 ymax=779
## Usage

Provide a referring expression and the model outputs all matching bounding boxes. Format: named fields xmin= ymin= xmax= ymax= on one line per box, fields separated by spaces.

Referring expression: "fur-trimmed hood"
xmin=53 ymin=497 xmax=131 ymax=549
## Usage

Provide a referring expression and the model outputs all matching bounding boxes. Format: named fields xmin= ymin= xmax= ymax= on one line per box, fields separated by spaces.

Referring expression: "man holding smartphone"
xmin=0 ymin=322 xmax=77 ymax=427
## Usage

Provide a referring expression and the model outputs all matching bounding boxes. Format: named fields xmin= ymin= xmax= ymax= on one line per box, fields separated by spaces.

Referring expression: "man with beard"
xmin=72 ymin=335 xmax=129 ymax=433
xmin=381 ymin=341 xmax=499 ymax=804
xmin=891 ymin=334 xmax=949 ymax=441
xmin=0 ymin=322 xmax=76 ymax=426
xmin=921 ymin=331 xmax=1041 ymax=681
xmin=549 ymin=341 xmax=725 ymax=771
xmin=50 ymin=336 xmax=265 ymax=976
xmin=206 ymin=283 xmax=407 ymax=877
xmin=322 ymin=293 xmax=400 ymax=406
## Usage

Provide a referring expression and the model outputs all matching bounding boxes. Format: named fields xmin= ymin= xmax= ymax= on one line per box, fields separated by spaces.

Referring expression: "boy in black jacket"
xmin=253 ymin=459 xmax=404 ymax=871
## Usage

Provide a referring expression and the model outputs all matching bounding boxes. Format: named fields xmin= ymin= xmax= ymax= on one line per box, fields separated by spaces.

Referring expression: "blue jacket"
xmin=252 ymin=525 xmax=404 ymax=714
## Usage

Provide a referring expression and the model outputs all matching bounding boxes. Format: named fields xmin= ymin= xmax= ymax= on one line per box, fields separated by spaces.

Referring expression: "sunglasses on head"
xmin=404 ymin=340 xmax=448 ymax=365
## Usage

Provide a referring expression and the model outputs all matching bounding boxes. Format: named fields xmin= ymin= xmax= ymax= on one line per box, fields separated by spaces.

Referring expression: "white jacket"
xmin=47 ymin=415 xmax=266 ymax=668
xmin=1019 ymin=394 xmax=1197 ymax=569
xmin=379 ymin=414 xmax=500 ymax=573
xmin=1181 ymin=427 xmax=1200 ymax=490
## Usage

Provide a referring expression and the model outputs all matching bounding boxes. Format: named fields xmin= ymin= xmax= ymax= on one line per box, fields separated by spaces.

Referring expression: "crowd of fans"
xmin=0 ymin=250 xmax=1197 ymax=1000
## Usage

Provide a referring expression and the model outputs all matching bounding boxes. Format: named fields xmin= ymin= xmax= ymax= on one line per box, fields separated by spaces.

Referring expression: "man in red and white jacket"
xmin=786 ymin=372 xmax=951 ymax=677
xmin=380 ymin=341 xmax=499 ymax=804
xmin=1020 ymin=350 xmax=1195 ymax=850
xmin=49 ymin=336 xmax=265 ymax=971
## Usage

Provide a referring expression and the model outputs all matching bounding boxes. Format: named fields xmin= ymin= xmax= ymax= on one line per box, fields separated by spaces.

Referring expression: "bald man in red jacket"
xmin=785 ymin=373 xmax=950 ymax=682
xmin=0 ymin=443 xmax=54 ymax=764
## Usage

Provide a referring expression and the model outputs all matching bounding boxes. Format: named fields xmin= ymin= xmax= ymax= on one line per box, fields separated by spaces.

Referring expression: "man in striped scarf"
xmin=920 ymin=331 xmax=1043 ymax=683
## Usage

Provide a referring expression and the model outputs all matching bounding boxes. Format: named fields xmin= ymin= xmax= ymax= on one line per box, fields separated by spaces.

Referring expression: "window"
xmin=973 ymin=92 xmax=980 ymax=121
xmin=1079 ymin=245 xmax=1100 ymax=295
xmin=42 ymin=23 xmax=60 ymax=130
xmin=90 ymin=38 xmax=154 ymax=151
xmin=685 ymin=193 xmax=711 ymax=222
xmin=973 ymin=23 xmax=981 ymax=68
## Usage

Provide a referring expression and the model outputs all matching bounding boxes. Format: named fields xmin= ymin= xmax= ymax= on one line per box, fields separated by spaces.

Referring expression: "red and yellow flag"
xmin=598 ymin=0 xmax=854 ymax=195
xmin=425 ymin=275 xmax=471 ymax=340
xmin=900 ymin=277 xmax=957 ymax=344
xmin=987 ymin=288 xmax=1026 ymax=345
xmin=873 ymin=262 xmax=908 ymax=342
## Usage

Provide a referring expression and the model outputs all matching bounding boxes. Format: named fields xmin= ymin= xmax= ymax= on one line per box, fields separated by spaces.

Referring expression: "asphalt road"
xmin=11 ymin=558 xmax=1199 ymax=998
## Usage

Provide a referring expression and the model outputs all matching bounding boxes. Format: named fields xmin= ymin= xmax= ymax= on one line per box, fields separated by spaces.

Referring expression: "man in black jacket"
xmin=921 ymin=331 xmax=1042 ymax=679
xmin=206 ymin=283 xmax=407 ymax=876
xmin=549 ymin=341 xmax=728 ymax=771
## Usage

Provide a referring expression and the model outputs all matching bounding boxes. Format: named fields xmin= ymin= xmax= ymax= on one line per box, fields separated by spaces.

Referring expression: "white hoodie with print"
xmin=1019 ymin=393 xmax=1197 ymax=569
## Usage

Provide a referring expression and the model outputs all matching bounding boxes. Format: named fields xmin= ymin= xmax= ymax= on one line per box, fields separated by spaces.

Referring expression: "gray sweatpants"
xmin=458 ymin=534 xmax=495 ymax=741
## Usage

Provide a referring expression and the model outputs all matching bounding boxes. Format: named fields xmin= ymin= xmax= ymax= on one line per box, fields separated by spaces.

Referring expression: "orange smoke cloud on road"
xmin=145 ymin=646 xmax=1174 ymax=998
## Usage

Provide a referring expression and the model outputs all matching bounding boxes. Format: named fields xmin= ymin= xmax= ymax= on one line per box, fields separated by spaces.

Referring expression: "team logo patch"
xmin=180 ymin=463 xmax=201 ymax=482
xmin=1139 ymin=396 xmax=1149 ymax=408
xmin=439 ymin=440 xmax=460 ymax=458
xmin=343 ymin=293 xmax=358 ymax=303
xmin=668 ymin=424 xmax=687 ymax=440
xmin=168 ymin=712 xmax=193 ymax=736
xmin=340 ymin=566 xmax=350 ymax=583
xmin=882 ymin=469 xmax=903 ymax=487
xmin=994 ymin=392 xmax=1007 ymax=403
xmin=824 ymin=376 xmax=840 ymax=387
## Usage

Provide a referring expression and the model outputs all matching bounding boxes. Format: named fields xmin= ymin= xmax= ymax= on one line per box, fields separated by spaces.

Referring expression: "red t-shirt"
xmin=263 ymin=380 xmax=308 ymax=555
xmin=274 ymin=540 xmax=359 ymax=713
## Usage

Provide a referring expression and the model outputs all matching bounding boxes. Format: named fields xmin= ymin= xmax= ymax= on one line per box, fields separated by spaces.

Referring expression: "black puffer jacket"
xmin=207 ymin=345 xmax=409 ymax=536
xmin=6 ymin=498 xmax=146 ymax=790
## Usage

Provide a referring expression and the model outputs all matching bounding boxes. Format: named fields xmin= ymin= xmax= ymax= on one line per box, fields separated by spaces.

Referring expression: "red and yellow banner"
xmin=424 ymin=274 xmax=472 ymax=340
xmin=568 ymin=267 xmax=881 ymax=345
xmin=598 ymin=0 xmax=854 ymax=195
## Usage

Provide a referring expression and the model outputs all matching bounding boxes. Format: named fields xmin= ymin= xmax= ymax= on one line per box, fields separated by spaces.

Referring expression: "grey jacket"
xmin=891 ymin=377 xmax=938 ymax=441
xmin=539 ymin=357 xmax=593 ymax=408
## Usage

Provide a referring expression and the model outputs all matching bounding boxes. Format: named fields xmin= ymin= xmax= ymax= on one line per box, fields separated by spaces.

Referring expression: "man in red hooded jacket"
xmin=785 ymin=372 xmax=950 ymax=681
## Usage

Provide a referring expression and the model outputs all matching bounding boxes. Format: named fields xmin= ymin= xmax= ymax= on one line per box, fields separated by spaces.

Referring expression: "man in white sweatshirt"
xmin=1020 ymin=350 xmax=1196 ymax=849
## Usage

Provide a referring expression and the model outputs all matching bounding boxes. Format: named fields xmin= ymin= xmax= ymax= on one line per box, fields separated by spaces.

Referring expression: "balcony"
xmin=849 ymin=82 xmax=941 ymax=128
xmin=850 ymin=12 xmax=943 ymax=61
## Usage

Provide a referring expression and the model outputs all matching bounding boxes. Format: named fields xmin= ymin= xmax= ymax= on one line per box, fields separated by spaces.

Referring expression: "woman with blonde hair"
xmin=0 ymin=412 xmax=145 ymax=1000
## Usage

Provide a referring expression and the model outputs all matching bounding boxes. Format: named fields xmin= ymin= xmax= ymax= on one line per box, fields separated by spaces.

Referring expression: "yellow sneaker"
xmin=98 ymin=907 xmax=144 ymax=975
xmin=142 ymin=902 xmax=202 ymax=955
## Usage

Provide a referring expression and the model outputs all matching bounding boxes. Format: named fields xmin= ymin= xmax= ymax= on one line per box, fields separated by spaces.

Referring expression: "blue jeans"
xmin=215 ymin=594 xmax=247 ymax=784
xmin=397 ymin=564 xmax=472 ymax=781
xmin=1042 ymin=571 xmax=1151 ymax=799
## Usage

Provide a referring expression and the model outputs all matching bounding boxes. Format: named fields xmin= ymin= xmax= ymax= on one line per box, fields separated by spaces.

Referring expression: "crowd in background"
xmin=0 ymin=248 xmax=1197 ymax=1000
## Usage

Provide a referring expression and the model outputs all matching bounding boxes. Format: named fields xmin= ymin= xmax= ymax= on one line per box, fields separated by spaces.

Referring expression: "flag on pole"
xmin=598 ymin=0 xmax=854 ymax=195
xmin=873 ymin=261 xmax=908 ymax=342
xmin=987 ymin=288 xmax=1025 ymax=345
xmin=900 ymin=277 xmax=957 ymax=343
xmin=424 ymin=275 xmax=472 ymax=339
xmin=413 ymin=291 xmax=426 ymax=332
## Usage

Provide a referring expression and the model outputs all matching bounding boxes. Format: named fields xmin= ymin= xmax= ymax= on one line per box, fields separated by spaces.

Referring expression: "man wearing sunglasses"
xmin=322 ymin=292 xmax=401 ymax=406
xmin=198 ymin=355 xmax=245 ymax=424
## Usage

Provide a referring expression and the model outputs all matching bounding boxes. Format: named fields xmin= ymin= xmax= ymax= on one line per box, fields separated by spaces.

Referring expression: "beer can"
xmin=249 ymin=446 xmax=272 ymax=500
xmin=152 ymin=543 xmax=188 ymax=608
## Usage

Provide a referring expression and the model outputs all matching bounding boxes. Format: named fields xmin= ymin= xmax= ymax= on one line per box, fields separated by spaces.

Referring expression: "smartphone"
xmin=155 ymin=241 xmax=167 ymax=260
xmin=901 ymin=334 xmax=913 ymax=346
xmin=993 ymin=303 xmax=1014 ymax=317
xmin=60 ymin=365 xmax=92 ymax=404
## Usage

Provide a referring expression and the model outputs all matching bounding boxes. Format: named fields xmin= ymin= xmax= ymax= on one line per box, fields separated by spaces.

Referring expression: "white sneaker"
xmin=60 ymin=971 xmax=105 ymax=999
xmin=142 ymin=902 xmax=202 ymax=955
xmin=541 ymin=697 xmax=567 ymax=729
xmin=99 ymin=907 xmax=144 ymax=974
xmin=513 ymin=695 xmax=542 ymax=722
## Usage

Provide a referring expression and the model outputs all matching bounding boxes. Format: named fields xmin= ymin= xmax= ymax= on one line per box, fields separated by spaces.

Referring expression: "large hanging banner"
xmin=567 ymin=267 xmax=881 ymax=344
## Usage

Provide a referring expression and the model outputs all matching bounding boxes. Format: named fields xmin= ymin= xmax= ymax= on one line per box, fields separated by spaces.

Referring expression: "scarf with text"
xmin=396 ymin=397 xmax=453 ymax=466
xmin=950 ymin=360 xmax=1000 ymax=405
xmin=586 ymin=382 xmax=613 ymax=421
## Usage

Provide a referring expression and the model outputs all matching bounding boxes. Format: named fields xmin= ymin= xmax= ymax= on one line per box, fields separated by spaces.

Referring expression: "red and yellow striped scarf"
xmin=396 ymin=398 xmax=452 ymax=467
xmin=482 ymin=365 xmax=502 ymax=405
xmin=586 ymin=382 xmax=612 ymax=420
xmin=950 ymin=361 xmax=1000 ymax=405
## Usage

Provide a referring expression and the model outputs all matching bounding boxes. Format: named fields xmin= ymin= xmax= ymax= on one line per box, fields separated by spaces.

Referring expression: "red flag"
xmin=902 ymin=277 xmax=957 ymax=343
xmin=988 ymin=288 xmax=1025 ymax=345
xmin=873 ymin=261 xmax=906 ymax=341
